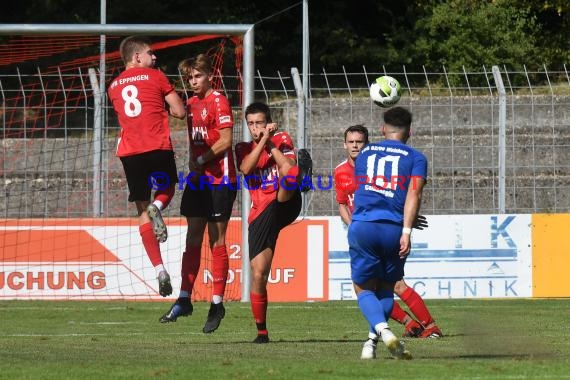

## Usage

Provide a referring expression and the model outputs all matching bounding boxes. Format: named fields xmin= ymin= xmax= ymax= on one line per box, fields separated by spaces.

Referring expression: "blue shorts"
xmin=348 ymin=220 xmax=406 ymax=285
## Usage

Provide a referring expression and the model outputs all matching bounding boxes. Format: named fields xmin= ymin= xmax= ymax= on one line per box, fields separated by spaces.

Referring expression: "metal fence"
xmin=2 ymin=65 xmax=569 ymax=218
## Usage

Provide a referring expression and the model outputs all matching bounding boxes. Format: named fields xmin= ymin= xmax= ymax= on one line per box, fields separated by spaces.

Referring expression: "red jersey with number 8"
xmin=108 ymin=67 xmax=175 ymax=157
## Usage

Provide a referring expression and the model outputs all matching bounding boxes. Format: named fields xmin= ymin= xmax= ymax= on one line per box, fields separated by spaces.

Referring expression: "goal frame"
xmin=0 ymin=23 xmax=254 ymax=301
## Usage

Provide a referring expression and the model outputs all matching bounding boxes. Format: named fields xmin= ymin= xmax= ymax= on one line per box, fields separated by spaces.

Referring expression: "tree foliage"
xmin=404 ymin=1 xmax=540 ymax=71
xmin=1 ymin=0 xmax=569 ymax=73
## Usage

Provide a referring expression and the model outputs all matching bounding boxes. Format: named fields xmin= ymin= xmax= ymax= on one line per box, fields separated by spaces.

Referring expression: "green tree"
xmin=2 ymin=0 xmax=569 ymax=74
xmin=397 ymin=0 xmax=541 ymax=72
xmin=307 ymin=0 xmax=414 ymax=70
xmin=510 ymin=0 xmax=570 ymax=67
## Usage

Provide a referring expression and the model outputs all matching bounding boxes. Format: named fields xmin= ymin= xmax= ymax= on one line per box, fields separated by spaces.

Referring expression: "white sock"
xmin=153 ymin=200 xmax=164 ymax=211
xmin=179 ymin=290 xmax=189 ymax=298
xmin=368 ymin=331 xmax=379 ymax=341
xmin=155 ymin=264 xmax=165 ymax=277
xmin=374 ymin=322 xmax=390 ymax=335
xmin=212 ymin=295 xmax=223 ymax=304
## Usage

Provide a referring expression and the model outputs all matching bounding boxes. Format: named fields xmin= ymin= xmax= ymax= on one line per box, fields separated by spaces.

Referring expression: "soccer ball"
xmin=369 ymin=75 xmax=401 ymax=108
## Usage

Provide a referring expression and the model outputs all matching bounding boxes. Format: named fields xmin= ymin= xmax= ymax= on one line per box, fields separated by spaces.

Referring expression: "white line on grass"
xmin=2 ymin=331 xmax=218 ymax=338
xmin=76 ymin=321 xmax=144 ymax=325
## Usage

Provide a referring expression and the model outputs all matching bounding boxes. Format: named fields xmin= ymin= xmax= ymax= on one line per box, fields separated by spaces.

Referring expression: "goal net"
xmin=0 ymin=26 xmax=252 ymax=302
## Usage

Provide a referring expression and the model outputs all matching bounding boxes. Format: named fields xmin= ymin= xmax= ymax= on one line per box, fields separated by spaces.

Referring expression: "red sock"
xmin=181 ymin=246 xmax=201 ymax=293
xmin=400 ymin=286 xmax=434 ymax=327
xmin=154 ymin=185 xmax=175 ymax=209
xmin=139 ymin=222 xmax=162 ymax=266
xmin=284 ymin=166 xmax=299 ymax=186
xmin=211 ymin=245 xmax=228 ymax=298
xmin=250 ymin=292 xmax=268 ymax=334
xmin=390 ymin=301 xmax=409 ymax=325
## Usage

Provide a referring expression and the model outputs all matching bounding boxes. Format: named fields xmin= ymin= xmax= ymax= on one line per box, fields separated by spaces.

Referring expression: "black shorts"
xmin=180 ymin=184 xmax=237 ymax=222
xmin=248 ymin=190 xmax=302 ymax=260
xmin=120 ymin=150 xmax=178 ymax=202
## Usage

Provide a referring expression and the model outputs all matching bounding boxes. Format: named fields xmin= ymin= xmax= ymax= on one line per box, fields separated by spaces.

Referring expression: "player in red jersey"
xmin=235 ymin=102 xmax=312 ymax=344
xmin=159 ymin=54 xmax=237 ymax=334
xmin=107 ymin=36 xmax=186 ymax=298
xmin=333 ymin=125 xmax=442 ymax=359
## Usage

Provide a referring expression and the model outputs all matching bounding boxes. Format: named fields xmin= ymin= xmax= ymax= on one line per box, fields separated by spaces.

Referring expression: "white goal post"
xmin=0 ymin=23 xmax=254 ymax=301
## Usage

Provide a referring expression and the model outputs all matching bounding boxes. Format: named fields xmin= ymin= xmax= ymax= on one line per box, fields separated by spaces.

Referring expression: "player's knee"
xmin=393 ymin=279 xmax=408 ymax=295
xmin=278 ymin=161 xmax=293 ymax=177
xmin=250 ymin=270 xmax=267 ymax=286
xmin=276 ymin=188 xmax=296 ymax=203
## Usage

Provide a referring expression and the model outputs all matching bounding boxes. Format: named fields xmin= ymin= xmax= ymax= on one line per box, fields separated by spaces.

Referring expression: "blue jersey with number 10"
xmin=351 ymin=139 xmax=427 ymax=223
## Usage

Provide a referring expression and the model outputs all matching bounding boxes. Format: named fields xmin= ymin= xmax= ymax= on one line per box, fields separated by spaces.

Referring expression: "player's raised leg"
xmin=297 ymin=148 xmax=313 ymax=193
xmin=136 ymin=200 xmax=172 ymax=297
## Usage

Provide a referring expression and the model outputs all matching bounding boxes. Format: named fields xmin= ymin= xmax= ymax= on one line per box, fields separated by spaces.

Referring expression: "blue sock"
xmin=357 ymin=290 xmax=386 ymax=329
xmin=375 ymin=288 xmax=395 ymax=321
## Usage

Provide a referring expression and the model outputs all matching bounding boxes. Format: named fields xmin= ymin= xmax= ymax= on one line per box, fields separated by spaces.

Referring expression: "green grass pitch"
xmin=0 ymin=299 xmax=568 ymax=379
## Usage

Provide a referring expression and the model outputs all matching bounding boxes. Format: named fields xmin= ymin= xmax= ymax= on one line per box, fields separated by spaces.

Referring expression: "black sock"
xmin=256 ymin=322 xmax=267 ymax=335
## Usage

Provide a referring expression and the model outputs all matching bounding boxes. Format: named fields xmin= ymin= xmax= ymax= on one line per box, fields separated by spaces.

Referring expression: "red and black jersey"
xmin=235 ymin=132 xmax=296 ymax=223
xmin=187 ymin=91 xmax=236 ymax=184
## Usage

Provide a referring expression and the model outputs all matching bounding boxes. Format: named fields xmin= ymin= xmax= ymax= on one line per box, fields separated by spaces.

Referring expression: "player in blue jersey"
xmin=335 ymin=124 xmax=441 ymax=359
xmin=348 ymin=106 xmax=427 ymax=360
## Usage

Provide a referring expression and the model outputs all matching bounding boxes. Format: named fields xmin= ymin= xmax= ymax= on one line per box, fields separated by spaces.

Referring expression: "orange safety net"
xmin=0 ymin=35 xmax=243 ymax=138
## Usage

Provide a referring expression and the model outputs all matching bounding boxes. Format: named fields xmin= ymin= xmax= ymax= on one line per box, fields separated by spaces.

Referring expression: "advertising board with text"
xmin=326 ymin=215 xmax=532 ymax=300
xmin=0 ymin=219 xmax=328 ymax=301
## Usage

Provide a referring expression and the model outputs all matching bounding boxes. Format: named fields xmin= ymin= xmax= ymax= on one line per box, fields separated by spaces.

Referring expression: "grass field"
xmin=0 ymin=298 xmax=569 ymax=379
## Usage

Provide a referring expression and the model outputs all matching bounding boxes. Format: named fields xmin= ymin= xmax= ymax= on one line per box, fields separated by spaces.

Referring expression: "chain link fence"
xmin=2 ymin=65 xmax=569 ymax=218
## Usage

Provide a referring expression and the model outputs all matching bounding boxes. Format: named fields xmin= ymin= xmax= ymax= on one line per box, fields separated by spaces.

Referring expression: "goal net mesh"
xmin=0 ymin=33 xmax=246 ymax=302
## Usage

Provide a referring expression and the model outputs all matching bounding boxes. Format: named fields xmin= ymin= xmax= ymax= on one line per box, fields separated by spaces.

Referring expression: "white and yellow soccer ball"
xmin=369 ymin=75 xmax=402 ymax=108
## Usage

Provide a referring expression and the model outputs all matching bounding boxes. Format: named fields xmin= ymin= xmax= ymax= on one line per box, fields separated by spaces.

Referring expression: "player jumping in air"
xmin=107 ymin=36 xmax=186 ymax=298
